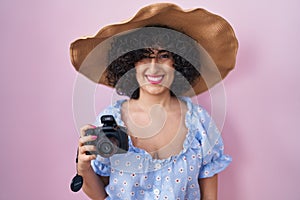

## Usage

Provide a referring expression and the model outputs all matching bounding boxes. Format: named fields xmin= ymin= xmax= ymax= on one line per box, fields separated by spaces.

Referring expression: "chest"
xmin=122 ymin=107 xmax=188 ymax=159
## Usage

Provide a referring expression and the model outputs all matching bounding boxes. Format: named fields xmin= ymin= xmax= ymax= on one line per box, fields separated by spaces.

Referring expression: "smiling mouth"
xmin=146 ymin=75 xmax=164 ymax=84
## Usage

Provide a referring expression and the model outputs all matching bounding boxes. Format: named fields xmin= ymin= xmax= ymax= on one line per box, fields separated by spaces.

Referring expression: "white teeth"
xmin=146 ymin=75 xmax=163 ymax=82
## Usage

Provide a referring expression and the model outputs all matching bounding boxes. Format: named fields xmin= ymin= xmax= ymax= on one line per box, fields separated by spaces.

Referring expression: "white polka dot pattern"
xmin=91 ymin=97 xmax=231 ymax=199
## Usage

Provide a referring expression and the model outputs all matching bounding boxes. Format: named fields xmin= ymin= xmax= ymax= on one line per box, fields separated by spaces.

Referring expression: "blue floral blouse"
xmin=91 ymin=97 xmax=231 ymax=200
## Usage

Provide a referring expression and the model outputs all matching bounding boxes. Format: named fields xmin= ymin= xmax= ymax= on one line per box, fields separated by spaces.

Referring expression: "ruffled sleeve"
xmin=194 ymin=105 xmax=232 ymax=178
xmin=91 ymin=156 xmax=111 ymax=176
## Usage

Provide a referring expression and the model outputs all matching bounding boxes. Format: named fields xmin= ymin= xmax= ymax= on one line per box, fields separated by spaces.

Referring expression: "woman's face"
xmin=135 ymin=49 xmax=175 ymax=96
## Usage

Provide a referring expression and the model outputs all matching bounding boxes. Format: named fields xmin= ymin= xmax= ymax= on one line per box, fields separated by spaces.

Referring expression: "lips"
xmin=146 ymin=75 xmax=164 ymax=84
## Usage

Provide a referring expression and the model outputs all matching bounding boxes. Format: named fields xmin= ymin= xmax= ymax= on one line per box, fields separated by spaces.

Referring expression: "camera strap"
xmin=70 ymin=148 xmax=83 ymax=192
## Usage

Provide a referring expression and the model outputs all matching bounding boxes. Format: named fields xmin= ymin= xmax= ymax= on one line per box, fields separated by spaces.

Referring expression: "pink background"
xmin=1 ymin=0 xmax=299 ymax=199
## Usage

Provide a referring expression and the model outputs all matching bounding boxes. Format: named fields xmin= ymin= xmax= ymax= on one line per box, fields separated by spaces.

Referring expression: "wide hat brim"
xmin=70 ymin=3 xmax=238 ymax=96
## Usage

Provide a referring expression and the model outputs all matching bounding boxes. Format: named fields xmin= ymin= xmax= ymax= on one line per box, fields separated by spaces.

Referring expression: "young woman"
xmin=70 ymin=3 xmax=238 ymax=200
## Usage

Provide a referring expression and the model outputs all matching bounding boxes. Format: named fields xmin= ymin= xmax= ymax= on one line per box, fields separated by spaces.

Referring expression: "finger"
xmin=79 ymin=145 xmax=97 ymax=155
xmin=78 ymin=154 xmax=97 ymax=162
xmin=79 ymin=135 xmax=98 ymax=146
xmin=80 ymin=124 xmax=97 ymax=137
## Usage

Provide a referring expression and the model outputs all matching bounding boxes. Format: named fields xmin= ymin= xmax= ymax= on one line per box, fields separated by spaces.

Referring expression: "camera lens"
xmin=100 ymin=142 xmax=113 ymax=153
xmin=97 ymin=140 xmax=115 ymax=157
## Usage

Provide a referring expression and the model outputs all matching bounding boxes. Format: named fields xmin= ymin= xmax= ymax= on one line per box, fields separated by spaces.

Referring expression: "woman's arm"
xmin=199 ymin=174 xmax=218 ymax=200
xmin=78 ymin=125 xmax=108 ymax=200
xmin=78 ymin=166 xmax=108 ymax=200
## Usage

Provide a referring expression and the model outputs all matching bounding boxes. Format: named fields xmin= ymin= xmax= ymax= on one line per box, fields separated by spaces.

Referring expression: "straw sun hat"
xmin=70 ymin=3 xmax=238 ymax=96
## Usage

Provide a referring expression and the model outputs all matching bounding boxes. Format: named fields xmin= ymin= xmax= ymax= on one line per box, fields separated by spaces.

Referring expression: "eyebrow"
xmin=157 ymin=50 xmax=169 ymax=53
xmin=142 ymin=49 xmax=170 ymax=56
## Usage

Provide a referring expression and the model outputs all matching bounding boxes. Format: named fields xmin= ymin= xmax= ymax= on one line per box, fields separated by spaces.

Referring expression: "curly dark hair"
xmin=105 ymin=26 xmax=201 ymax=99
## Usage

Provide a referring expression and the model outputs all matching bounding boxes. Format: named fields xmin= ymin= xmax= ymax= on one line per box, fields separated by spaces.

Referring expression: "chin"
xmin=141 ymin=85 xmax=170 ymax=96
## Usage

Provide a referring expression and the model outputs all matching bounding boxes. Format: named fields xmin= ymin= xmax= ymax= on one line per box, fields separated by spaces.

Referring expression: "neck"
xmin=136 ymin=90 xmax=174 ymax=111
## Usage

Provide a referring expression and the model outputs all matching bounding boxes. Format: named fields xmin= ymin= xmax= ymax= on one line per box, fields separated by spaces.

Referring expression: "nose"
xmin=150 ymin=57 xmax=158 ymax=64
xmin=148 ymin=60 xmax=159 ymax=73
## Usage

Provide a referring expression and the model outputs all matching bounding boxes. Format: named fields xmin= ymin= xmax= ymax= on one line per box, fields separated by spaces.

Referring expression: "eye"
xmin=137 ymin=54 xmax=154 ymax=64
xmin=159 ymin=53 xmax=171 ymax=59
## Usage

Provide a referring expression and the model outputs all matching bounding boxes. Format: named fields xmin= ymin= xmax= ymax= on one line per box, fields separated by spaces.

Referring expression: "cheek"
xmin=134 ymin=67 xmax=142 ymax=75
xmin=134 ymin=63 xmax=146 ymax=74
xmin=134 ymin=67 xmax=145 ymax=84
xmin=166 ymin=68 xmax=175 ymax=80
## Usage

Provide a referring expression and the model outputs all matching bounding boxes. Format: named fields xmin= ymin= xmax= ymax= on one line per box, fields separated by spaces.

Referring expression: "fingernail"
xmin=91 ymin=135 xmax=97 ymax=139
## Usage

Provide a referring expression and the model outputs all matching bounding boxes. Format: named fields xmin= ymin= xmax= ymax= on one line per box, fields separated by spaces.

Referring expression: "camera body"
xmin=85 ymin=115 xmax=129 ymax=158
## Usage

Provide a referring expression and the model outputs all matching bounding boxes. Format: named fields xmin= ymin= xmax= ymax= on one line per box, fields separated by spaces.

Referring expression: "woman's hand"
xmin=77 ymin=124 xmax=98 ymax=174
xmin=76 ymin=125 xmax=108 ymax=199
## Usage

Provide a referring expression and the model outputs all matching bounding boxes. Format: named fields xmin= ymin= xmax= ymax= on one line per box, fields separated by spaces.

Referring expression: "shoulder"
xmin=180 ymin=97 xmax=215 ymax=140
xmin=180 ymin=97 xmax=210 ymax=121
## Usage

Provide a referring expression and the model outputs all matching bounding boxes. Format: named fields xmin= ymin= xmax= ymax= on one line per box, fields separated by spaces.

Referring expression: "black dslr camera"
xmin=85 ymin=115 xmax=128 ymax=158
